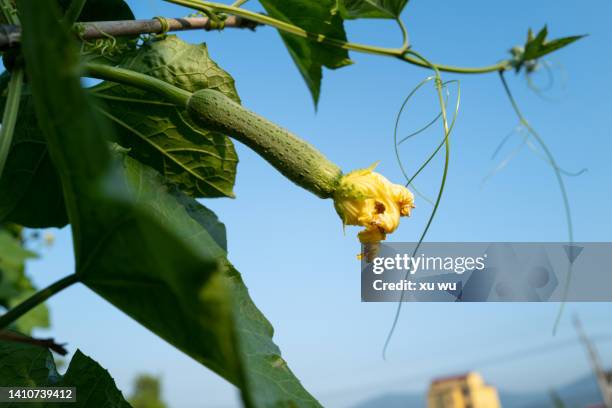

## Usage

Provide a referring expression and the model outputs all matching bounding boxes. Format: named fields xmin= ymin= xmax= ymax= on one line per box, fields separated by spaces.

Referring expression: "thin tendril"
xmin=498 ymin=71 xmax=574 ymax=334
xmin=526 ymin=61 xmax=569 ymax=103
xmin=408 ymin=182 xmax=434 ymax=205
xmin=394 ymin=81 xmax=459 ymax=208
xmin=393 ymin=75 xmax=436 ymax=183
xmin=491 ymin=125 xmax=524 ymax=159
xmin=398 ymin=112 xmax=442 ymax=145
xmin=393 ymin=79 xmax=459 ymax=184
xmin=79 ymin=24 xmax=135 ymax=61
xmin=482 ymin=129 xmax=530 ymax=186
xmin=524 ymin=138 xmax=587 ymax=177
xmin=383 ymin=50 xmax=455 ymax=359
xmin=407 ymin=81 xmax=460 ymax=185
xmin=397 ymin=85 xmax=450 ymax=145
xmin=527 ymin=61 xmax=555 ymax=93
xmin=485 ymin=124 xmax=586 ymax=184
xmin=392 ymin=76 xmax=439 ymax=205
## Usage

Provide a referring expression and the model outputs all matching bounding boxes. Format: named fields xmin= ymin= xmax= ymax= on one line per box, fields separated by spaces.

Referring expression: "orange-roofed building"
xmin=427 ymin=371 xmax=501 ymax=408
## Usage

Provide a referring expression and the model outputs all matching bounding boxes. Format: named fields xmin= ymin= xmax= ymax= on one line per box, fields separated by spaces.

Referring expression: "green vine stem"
xmin=84 ymin=63 xmax=191 ymax=106
xmin=0 ymin=68 xmax=23 ymax=179
xmin=0 ymin=274 xmax=80 ymax=329
xmin=164 ymin=0 xmax=511 ymax=75
xmin=499 ymin=71 xmax=574 ymax=334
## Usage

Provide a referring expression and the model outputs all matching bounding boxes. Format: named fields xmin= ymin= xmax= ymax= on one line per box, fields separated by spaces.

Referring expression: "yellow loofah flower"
xmin=333 ymin=163 xmax=415 ymax=244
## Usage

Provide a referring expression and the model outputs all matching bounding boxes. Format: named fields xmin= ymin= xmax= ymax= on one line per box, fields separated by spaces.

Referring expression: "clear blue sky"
xmin=26 ymin=0 xmax=612 ymax=407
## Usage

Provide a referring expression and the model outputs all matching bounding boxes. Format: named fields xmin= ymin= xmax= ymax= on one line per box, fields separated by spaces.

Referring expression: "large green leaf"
xmin=91 ymin=36 xmax=239 ymax=199
xmin=102 ymin=152 xmax=321 ymax=407
xmin=18 ymin=0 xmax=241 ymax=387
xmin=0 ymin=340 xmax=131 ymax=407
xmin=0 ymin=228 xmax=49 ymax=334
xmin=18 ymin=2 xmax=321 ymax=407
xmin=259 ymin=0 xmax=352 ymax=106
xmin=335 ymin=0 xmax=409 ymax=19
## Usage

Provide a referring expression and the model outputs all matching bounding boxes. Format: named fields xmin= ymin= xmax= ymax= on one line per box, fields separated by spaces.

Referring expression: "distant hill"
xmin=502 ymin=374 xmax=602 ymax=408
xmin=352 ymin=392 xmax=424 ymax=408
xmin=352 ymin=373 xmax=602 ymax=408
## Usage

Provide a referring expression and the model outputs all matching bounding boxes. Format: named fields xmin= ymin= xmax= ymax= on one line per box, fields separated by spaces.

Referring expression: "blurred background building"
xmin=427 ymin=372 xmax=501 ymax=408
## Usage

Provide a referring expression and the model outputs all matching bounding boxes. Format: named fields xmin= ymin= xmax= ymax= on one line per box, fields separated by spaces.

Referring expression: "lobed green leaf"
xmin=259 ymin=0 xmax=352 ymax=106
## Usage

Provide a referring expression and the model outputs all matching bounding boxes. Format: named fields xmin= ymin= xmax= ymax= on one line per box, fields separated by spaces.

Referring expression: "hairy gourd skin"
xmin=187 ymin=89 xmax=343 ymax=198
